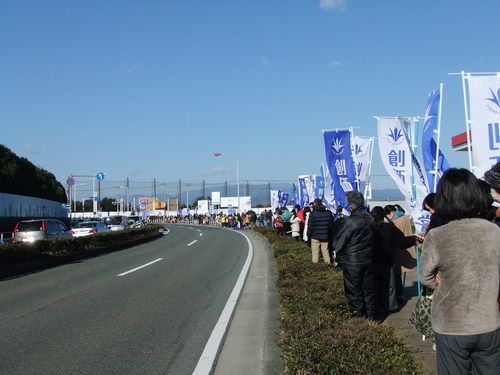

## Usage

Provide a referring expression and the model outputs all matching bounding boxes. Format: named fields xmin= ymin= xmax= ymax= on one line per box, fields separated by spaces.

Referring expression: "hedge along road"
xmin=0 ymin=225 xmax=251 ymax=375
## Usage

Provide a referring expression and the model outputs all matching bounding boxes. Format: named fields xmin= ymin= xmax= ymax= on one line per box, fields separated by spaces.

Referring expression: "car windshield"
xmin=17 ymin=222 xmax=43 ymax=231
xmin=75 ymin=222 xmax=98 ymax=228
xmin=104 ymin=217 xmax=122 ymax=225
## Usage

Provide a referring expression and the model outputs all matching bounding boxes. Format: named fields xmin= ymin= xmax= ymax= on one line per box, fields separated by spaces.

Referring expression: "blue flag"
xmin=422 ymin=88 xmax=450 ymax=192
xmin=280 ymin=193 xmax=289 ymax=208
xmin=298 ymin=176 xmax=309 ymax=208
xmin=315 ymin=174 xmax=325 ymax=200
xmin=292 ymin=183 xmax=299 ymax=208
xmin=323 ymin=130 xmax=358 ymax=208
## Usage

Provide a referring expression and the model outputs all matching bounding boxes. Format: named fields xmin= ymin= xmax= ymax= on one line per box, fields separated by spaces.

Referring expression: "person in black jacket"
xmin=371 ymin=206 xmax=416 ymax=318
xmin=306 ymin=198 xmax=333 ymax=263
xmin=332 ymin=191 xmax=375 ymax=318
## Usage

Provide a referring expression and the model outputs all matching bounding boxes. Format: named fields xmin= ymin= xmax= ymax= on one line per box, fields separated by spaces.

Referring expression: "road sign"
xmin=66 ymin=177 xmax=75 ymax=186
xmin=96 ymin=172 xmax=105 ymax=181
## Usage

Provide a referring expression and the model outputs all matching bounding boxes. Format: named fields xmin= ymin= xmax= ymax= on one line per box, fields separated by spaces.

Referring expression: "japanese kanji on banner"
xmin=466 ymin=74 xmax=500 ymax=177
xmin=377 ymin=117 xmax=414 ymax=201
xmin=323 ymin=129 xmax=358 ymax=208
xmin=352 ymin=136 xmax=373 ymax=181
xmin=377 ymin=117 xmax=430 ymax=232
xmin=314 ymin=174 xmax=325 ymax=200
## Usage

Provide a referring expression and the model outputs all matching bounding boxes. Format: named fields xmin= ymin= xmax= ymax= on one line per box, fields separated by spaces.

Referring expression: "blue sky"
xmin=1 ymin=0 xmax=499 ymax=199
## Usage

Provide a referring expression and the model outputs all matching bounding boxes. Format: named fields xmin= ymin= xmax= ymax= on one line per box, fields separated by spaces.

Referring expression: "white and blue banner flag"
xmin=270 ymin=190 xmax=280 ymax=212
xmin=323 ymin=129 xmax=358 ymax=208
xmin=466 ymin=74 xmax=500 ymax=177
xmin=321 ymin=163 xmax=336 ymax=209
xmin=422 ymin=88 xmax=450 ymax=192
xmin=377 ymin=117 xmax=430 ymax=232
xmin=298 ymin=175 xmax=311 ymax=207
xmin=352 ymin=136 xmax=373 ymax=182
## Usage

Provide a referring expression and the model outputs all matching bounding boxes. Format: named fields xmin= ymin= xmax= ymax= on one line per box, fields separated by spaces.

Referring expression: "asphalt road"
xmin=0 ymin=225 xmax=249 ymax=375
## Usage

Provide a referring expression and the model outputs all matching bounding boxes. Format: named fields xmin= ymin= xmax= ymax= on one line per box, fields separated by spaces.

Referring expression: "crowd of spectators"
xmin=267 ymin=164 xmax=500 ymax=375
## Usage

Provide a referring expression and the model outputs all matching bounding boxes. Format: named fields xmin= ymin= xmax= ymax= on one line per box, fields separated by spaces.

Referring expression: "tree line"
xmin=0 ymin=145 xmax=67 ymax=203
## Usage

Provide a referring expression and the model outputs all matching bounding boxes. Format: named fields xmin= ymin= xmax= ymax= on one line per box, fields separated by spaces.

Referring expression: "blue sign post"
xmin=96 ymin=172 xmax=105 ymax=181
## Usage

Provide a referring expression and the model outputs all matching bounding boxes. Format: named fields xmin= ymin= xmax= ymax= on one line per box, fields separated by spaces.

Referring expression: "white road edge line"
xmin=192 ymin=231 xmax=254 ymax=375
xmin=187 ymin=240 xmax=198 ymax=246
xmin=117 ymin=258 xmax=163 ymax=276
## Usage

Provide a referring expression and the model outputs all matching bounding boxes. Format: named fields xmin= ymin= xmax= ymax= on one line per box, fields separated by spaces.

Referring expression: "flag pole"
xmin=433 ymin=83 xmax=444 ymax=192
xmin=349 ymin=127 xmax=361 ymax=194
xmin=366 ymin=136 xmax=375 ymax=201
xmin=460 ymin=71 xmax=474 ymax=172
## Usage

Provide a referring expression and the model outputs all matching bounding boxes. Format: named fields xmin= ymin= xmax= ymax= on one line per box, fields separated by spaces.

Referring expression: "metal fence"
xmin=67 ymin=179 xmax=295 ymax=208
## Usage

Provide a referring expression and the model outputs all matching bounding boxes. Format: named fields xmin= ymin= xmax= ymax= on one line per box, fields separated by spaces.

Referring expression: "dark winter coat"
xmin=332 ymin=208 xmax=375 ymax=265
xmin=372 ymin=222 xmax=415 ymax=265
xmin=306 ymin=204 xmax=333 ymax=242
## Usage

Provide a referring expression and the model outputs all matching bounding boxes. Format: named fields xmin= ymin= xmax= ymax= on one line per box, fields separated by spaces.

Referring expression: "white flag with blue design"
xmin=377 ymin=117 xmax=430 ymax=232
xmin=322 ymin=163 xmax=336 ymax=209
xmin=353 ymin=136 xmax=373 ymax=181
xmin=466 ymin=74 xmax=500 ymax=177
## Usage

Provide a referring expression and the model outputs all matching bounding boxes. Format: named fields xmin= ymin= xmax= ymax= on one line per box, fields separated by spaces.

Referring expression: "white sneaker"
xmin=432 ymin=343 xmax=436 ymax=351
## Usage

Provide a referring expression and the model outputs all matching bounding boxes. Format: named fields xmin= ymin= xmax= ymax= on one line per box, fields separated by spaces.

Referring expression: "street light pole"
xmin=214 ymin=153 xmax=240 ymax=213
xmin=185 ymin=183 xmax=192 ymax=209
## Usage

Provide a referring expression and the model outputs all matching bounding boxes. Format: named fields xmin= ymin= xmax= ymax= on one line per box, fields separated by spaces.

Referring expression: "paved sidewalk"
xmin=213 ymin=230 xmax=283 ymax=375
xmin=384 ymin=267 xmax=437 ymax=374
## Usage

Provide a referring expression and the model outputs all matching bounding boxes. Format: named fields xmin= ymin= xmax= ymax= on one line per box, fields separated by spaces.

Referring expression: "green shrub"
xmin=253 ymin=226 xmax=428 ymax=375
xmin=0 ymin=225 xmax=163 ymax=265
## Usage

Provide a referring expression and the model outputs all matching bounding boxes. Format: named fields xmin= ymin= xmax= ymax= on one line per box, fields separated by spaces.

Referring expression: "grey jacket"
xmin=420 ymin=218 xmax=500 ymax=335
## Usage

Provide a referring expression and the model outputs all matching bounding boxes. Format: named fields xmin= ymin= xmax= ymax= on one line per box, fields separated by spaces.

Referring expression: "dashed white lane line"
xmin=187 ymin=240 xmax=198 ymax=246
xmin=117 ymin=258 xmax=163 ymax=276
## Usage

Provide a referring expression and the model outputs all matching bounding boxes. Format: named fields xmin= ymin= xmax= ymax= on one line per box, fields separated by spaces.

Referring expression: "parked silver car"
xmin=13 ymin=219 xmax=72 ymax=243
xmin=71 ymin=221 xmax=110 ymax=237
xmin=103 ymin=216 xmax=131 ymax=231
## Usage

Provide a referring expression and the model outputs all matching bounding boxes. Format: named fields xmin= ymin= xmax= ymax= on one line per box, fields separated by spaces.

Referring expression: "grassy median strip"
xmin=0 ymin=225 xmax=163 ymax=266
xmin=254 ymin=226 xmax=428 ymax=375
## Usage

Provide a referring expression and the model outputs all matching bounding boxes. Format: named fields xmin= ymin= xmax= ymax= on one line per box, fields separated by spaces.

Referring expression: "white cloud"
xmin=260 ymin=56 xmax=270 ymax=67
xmin=203 ymin=166 xmax=231 ymax=176
xmin=329 ymin=60 xmax=343 ymax=66
xmin=319 ymin=0 xmax=348 ymax=11
xmin=121 ymin=62 xmax=143 ymax=74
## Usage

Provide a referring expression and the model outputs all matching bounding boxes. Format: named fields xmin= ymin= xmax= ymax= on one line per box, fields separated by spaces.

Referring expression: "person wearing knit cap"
xmin=483 ymin=161 xmax=500 ymax=227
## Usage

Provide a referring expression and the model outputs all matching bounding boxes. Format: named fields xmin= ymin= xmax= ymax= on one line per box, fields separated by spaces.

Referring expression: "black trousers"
xmin=341 ymin=263 xmax=375 ymax=318
xmin=435 ymin=329 xmax=500 ymax=375
xmin=372 ymin=263 xmax=398 ymax=316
